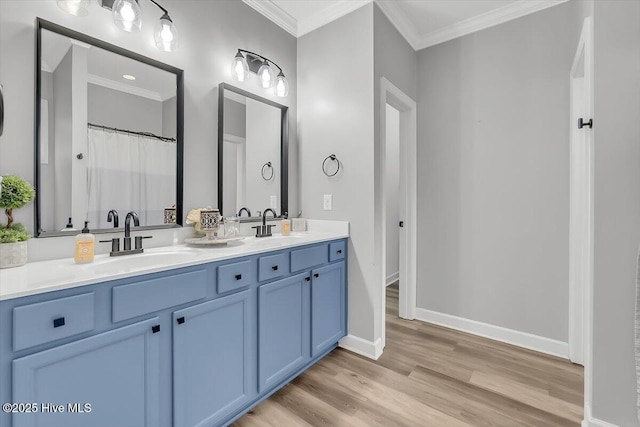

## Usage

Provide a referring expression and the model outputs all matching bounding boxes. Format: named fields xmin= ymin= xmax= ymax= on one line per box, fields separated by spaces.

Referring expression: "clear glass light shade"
xmin=57 ymin=0 xmax=90 ymax=17
xmin=257 ymin=62 xmax=275 ymax=89
xmin=231 ymin=53 xmax=249 ymax=82
xmin=275 ymin=73 xmax=289 ymax=97
xmin=154 ymin=16 xmax=178 ymax=52
xmin=112 ymin=0 xmax=142 ymax=32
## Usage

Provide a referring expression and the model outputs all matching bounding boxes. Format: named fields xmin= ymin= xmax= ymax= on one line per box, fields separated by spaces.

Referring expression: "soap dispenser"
xmin=74 ymin=221 xmax=95 ymax=264
xmin=61 ymin=217 xmax=77 ymax=232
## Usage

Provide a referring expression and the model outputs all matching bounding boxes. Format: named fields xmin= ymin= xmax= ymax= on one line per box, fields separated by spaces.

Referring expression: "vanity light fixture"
xmin=58 ymin=0 xmax=178 ymax=52
xmin=57 ymin=0 xmax=91 ymax=17
xmin=112 ymin=0 xmax=142 ymax=32
xmin=230 ymin=49 xmax=289 ymax=97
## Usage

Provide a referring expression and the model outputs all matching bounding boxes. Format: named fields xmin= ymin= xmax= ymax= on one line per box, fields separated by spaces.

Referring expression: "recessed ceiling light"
xmin=122 ymin=74 xmax=136 ymax=80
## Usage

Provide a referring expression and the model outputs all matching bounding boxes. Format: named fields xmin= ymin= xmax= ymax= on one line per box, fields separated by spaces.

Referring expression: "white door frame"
xmin=379 ymin=77 xmax=417 ymax=348
xmin=567 ymin=17 xmax=593 ymax=425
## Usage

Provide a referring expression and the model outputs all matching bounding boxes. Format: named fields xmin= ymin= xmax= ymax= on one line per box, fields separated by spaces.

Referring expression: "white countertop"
xmin=0 ymin=230 xmax=348 ymax=301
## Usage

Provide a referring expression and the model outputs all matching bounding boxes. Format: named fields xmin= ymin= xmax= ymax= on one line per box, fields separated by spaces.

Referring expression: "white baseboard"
xmin=386 ymin=272 xmax=399 ymax=286
xmin=339 ymin=335 xmax=384 ymax=360
xmin=414 ymin=307 xmax=569 ymax=359
xmin=581 ymin=406 xmax=619 ymax=427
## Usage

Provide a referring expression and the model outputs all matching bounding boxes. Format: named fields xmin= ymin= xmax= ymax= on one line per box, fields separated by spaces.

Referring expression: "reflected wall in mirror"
xmin=218 ymin=83 xmax=288 ymax=220
xmin=35 ymin=19 xmax=184 ymax=236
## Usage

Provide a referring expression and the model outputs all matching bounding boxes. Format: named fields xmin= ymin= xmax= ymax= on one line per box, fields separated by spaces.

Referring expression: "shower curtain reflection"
xmin=87 ymin=128 xmax=176 ymax=229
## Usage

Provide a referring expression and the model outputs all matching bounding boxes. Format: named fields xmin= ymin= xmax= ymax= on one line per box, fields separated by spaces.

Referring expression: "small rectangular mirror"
xmin=218 ymin=83 xmax=288 ymax=220
xmin=35 ymin=19 xmax=184 ymax=236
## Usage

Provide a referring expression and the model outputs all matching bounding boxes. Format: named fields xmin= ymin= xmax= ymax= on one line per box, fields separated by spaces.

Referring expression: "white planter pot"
xmin=0 ymin=241 xmax=28 ymax=269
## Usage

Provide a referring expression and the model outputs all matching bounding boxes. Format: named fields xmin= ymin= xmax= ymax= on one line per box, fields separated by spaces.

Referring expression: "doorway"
xmin=379 ymin=78 xmax=417 ymax=349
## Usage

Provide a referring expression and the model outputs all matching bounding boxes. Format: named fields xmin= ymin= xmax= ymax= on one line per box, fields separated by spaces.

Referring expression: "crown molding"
xmin=87 ymin=74 xmax=167 ymax=102
xmin=243 ymin=0 xmax=569 ymax=50
xmin=297 ymin=0 xmax=372 ymax=37
xmin=373 ymin=0 xmax=420 ymax=50
xmin=242 ymin=0 xmax=297 ymax=37
xmin=416 ymin=0 xmax=571 ymax=50
xmin=242 ymin=0 xmax=371 ymax=38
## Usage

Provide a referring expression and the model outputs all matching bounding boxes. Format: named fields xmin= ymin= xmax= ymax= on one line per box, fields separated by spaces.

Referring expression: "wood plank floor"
xmin=234 ymin=283 xmax=583 ymax=426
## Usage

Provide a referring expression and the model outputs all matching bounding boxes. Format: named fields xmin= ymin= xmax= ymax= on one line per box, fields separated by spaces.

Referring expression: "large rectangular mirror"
xmin=35 ymin=19 xmax=184 ymax=237
xmin=218 ymin=83 xmax=288 ymax=220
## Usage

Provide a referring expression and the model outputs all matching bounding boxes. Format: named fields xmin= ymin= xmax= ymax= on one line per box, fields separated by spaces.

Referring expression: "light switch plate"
xmin=323 ymin=194 xmax=333 ymax=211
xmin=270 ymin=195 xmax=278 ymax=210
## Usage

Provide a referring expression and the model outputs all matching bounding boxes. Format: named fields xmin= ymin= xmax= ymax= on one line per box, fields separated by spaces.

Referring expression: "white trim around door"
xmin=379 ymin=77 xmax=418 ymax=349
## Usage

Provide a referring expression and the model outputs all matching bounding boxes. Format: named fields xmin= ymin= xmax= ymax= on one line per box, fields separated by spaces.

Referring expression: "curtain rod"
xmin=88 ymin=123 xmax=176 ymax=142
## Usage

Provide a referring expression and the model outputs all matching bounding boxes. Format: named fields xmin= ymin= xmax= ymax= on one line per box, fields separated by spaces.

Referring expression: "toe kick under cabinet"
xmin=0 ymin=238 xmax=347 ymax=427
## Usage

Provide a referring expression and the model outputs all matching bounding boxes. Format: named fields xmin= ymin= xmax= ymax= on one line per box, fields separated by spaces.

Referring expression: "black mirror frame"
xmin=218 ymin=83 xmax=289 ymax=219
xmin=34 ymin=18 xmax=184 ymax=237
xmin=0 ymin=84 xmax=4 ymax=137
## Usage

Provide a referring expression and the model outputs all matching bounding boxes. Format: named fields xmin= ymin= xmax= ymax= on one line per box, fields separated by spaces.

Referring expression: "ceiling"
xmin=243 ymin=0 xmax=570 ymax=50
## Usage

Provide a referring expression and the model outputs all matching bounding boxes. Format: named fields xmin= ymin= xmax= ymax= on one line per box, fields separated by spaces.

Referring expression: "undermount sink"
xmin=84 ymin=250 xmax=200 ymax=274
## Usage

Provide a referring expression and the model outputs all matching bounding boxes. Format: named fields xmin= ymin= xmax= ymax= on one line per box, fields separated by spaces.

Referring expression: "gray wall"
xmin=0 ymin=0 xmax=297 ymax=244
xmin=374 ymin=4 xmax=417 ymax=305
xmin=162 ymin=96 xmax=177 ymax=139
xmin=223 ymin=98 xmax=246 ymax=138
xmin=416 ymin=1 xmax=582 ymax=342
xmin=40 ymin=71 xmax=55 ymax=232
xmin=298 ymin=4 xmax=376 ymax=342
xmin=592 ymin=1 xmax=640 ymax=425
xmin=87 ymin=84 xmax=163 ymax=135
xmin=52 ymin=48 xmax=73 ymax=230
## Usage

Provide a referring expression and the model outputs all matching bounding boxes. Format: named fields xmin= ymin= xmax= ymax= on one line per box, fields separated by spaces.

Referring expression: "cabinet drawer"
xmin=218 ymin=259 xmax=255 ymax=294
xmin=113 ymin=269 xmax=208 ymax=323
xmin=13 ymin=292 xmax=95 ymax=351
xmin=258 ymin=252 xmax=289 ymax=282
xmin=329 ymin=241 xmax=346 ymax=262
xmin=290 ymin=244 xmax=328 ymax=273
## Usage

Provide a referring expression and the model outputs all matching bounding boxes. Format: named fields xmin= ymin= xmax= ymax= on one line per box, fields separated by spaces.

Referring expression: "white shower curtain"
xmin=87 ymin=128 xmax=176 ymax=229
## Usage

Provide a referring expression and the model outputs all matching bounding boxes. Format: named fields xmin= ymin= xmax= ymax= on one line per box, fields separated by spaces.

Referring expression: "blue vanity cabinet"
xmin=173 ymin=290 xmax=255 ymax=427
xmin=1 ymin=238 xmax=348 ymax=427
xmin=258 ymin=273 xmax=311 ymax=393
xmin=311 ymin=261 xmax=346 ymax=357
xmin=11 ymin=317 xmax=161 ymax=427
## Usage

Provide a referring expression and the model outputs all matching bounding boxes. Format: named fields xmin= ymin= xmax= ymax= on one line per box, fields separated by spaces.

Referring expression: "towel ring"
xmin=322 ymin=154 xmax=340 ymax=177
xmin=261 ymin=162 xmax=274 ymax=181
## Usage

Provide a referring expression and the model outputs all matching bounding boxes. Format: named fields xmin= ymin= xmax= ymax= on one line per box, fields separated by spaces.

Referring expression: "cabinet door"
xmin=258 ymin=274 xmax=310 ymax=393
xmin=173 ymin=290 xmax=254 ymax=427
xmin=311 ymin=262 xmax=346 ymax=357
xmin=12 ymin=318 xmax=161 ymax=427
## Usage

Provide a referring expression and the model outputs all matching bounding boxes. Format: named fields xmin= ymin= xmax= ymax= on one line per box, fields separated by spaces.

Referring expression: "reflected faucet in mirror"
xmin=238 ymin=207 xmax=251 ymax=217
xmin=107 ymin=209 xmax=119 ymax=228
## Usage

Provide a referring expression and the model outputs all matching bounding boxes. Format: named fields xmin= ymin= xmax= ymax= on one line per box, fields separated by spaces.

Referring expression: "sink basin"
xmin=84 ymin=250 xmax=200 ymax=274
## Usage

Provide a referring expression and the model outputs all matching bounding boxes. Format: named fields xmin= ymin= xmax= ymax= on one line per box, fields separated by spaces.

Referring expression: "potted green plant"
xmin=0 ymin=175 xmax=35 ymax=268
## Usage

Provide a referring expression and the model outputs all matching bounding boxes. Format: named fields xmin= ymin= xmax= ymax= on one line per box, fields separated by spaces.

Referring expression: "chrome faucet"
xmin=251 ymin=209 xmax=277 ymax=238
xmin=107 ymin=209 xmax=119 ymax=228
xmin=238 ymin=207 xmax=251 ymax=217
xmin=100 ymin=210 xmax=151 ymax=256
xmin=124 ymin=211 xmax=139 ymax=250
